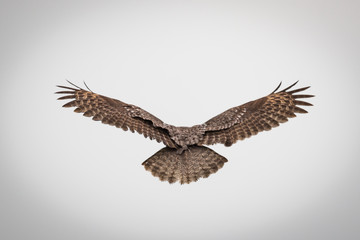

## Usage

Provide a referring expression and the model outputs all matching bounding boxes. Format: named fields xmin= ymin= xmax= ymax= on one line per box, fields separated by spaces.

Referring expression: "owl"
xmin=56 ymin=81 xmax=313 ymax=184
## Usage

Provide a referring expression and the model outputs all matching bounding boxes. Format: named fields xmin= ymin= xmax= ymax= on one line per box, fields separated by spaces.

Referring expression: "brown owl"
xmin=56 ymin=81 xmax=313 ymax=184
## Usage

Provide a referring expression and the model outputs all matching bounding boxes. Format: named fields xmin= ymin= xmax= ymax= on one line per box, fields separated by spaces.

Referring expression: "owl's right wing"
xmin=56 ymin=82 xmax=177 ymax=148
xmin=199 ymin=81 xmax=314 ymax=147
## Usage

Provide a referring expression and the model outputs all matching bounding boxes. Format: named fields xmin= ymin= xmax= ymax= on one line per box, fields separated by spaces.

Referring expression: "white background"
xmin=1 ymin=0 xmax=359 ymax=239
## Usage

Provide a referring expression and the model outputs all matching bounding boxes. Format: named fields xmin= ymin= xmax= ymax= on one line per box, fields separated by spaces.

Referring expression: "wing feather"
xmin=56 ymin=83 xmax=176 ymax=148
xmin=199 ymin=82 xmax=314 ymax=146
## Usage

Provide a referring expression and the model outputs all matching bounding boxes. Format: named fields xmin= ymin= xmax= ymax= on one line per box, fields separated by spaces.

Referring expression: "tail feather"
xmin=142 ymin=146 xmax=228 ymax=184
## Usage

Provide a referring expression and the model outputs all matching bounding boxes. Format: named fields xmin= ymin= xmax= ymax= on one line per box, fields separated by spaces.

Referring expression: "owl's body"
xmin=56 ymin=81 xmax=313 ymax=184
xmin=165 ymin=124 xmax=206 ymax=151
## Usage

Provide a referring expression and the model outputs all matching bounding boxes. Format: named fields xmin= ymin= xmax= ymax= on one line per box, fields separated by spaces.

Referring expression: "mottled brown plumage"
xmin=56 ymin=81 xmax=313 ymax=184
xmin=142 ymin=146 xmax=228 ymax=184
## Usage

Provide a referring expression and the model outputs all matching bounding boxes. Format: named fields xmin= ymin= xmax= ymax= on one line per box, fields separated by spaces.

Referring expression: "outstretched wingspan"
xmin=56 ymin=82 xmax=177 ymax=148
xmin=199 ymin=81 xmax=314 ymax=146
xmin=56 ymin=81 xmax=313 ymax=184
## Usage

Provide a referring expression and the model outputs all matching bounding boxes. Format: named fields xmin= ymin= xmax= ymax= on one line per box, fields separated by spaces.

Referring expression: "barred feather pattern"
xmin=56 ymin=85 xmax=177 ymax=148
xmin=56 ymin=81 xmax=313 ymax=184
xmin=199 ymin=82 xmax=314 ymax=146
xmin=142 ymin=146 xmax=228 ymax=184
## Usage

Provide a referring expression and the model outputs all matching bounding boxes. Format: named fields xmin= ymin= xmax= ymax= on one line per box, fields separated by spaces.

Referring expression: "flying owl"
xmin=56 ymin=81 xmax=313 ymax=184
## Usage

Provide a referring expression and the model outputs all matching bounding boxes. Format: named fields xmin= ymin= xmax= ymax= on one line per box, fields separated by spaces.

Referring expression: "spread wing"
xmin=199 ymin=81 xmax=314 ymax=146
xmin=56 ymin=82 xmax=176 ymax=148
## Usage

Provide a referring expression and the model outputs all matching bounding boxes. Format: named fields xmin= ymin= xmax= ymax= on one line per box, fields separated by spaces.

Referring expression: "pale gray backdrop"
xmin=1 ymin=0 xmax=359 ymax=239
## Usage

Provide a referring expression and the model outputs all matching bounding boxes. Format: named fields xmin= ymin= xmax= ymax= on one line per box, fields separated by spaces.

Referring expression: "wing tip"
xmin=280 ymin=80 xmax=299 ymax=92
xmin=271 ymin=81 xmax=282 ymax=94
xmin=56 ymin=85 xmax=78 ymax=91
xmin=57 ymin=95 xmax=75 ymax=100
xmin=294 ymin=100 xmax=313 ymax=106
xmin=66 ymin=80 xmax=83 ymax=90
xmin=293 ymin=94 xmax=315 ymax=99
xmin=294 ymin=106 xmax=308 ymax=113
xmin=56 ymin=80 xmax=86 ymax=92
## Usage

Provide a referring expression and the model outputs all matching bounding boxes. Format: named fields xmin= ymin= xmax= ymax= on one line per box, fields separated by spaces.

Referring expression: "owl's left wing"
xmin=199 ymin=81 xmax=314 ymax=146
xmin=56 ymin=82 xmax=176 ymax=148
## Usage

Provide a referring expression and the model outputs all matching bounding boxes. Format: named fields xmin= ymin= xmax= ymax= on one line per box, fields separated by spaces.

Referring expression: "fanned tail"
xmin=142 ymin=146 xmax=228 ymax=184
